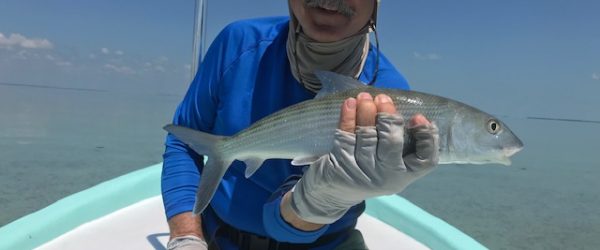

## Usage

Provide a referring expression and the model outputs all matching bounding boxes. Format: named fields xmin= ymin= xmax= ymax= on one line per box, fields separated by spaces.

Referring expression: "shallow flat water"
xmin=1 ymin=84 xmax=600 ymax=250
xmin=0 ymin=85 xmax=181 ymax=226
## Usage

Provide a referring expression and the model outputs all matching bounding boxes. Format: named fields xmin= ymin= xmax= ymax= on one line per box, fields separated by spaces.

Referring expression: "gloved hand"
xmin=167 ymin=235 xmax=208 ymax=250
xmin=288 ymin=93 xmax=440 ymax=224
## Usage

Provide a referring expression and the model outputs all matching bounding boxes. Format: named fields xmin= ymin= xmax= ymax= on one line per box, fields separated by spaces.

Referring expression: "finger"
xmin=375 ymin=113 xmax=405 ymax=169
xmin=412 ymin=124 xmax=439 ymax=161
xmin=404 ymin=123 xmax=440 ymax=173
xmin=355 ymin=126 xmax=378 ymax=175
xmin=374 ymin=94 xmax=396 ymax=115
xmin=338 ymin=98 xmax=357 ymax=133
xmin=356 ymin=92 xmax=377 ymax=127
xmin=408 ymin=113 xmax=431 ymax=128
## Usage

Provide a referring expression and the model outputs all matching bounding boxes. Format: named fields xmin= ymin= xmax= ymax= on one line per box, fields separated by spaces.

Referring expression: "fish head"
xmin=447 ymin=107 xmax=523 ymax=165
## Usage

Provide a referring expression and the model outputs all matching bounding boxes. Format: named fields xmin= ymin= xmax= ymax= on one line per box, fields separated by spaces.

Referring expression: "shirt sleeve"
xmin=262 ymin=175 xmax=330 ymax=243
xmin=161 ymin=23 xmax=233 ymax=219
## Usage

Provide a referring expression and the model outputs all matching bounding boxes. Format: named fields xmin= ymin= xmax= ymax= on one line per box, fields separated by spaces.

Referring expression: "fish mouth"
xmin=493 ymin=146 xmax=523 ymax=166
xmin=504 ymin=146 xmax=523 ymax=158
xmin=459 ymin=148 xmax=522 ymax=166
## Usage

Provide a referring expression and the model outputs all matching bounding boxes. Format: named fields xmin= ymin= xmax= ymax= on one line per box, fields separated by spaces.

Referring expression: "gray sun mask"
xmin=286 ymin=0 xmax=379 ymax=92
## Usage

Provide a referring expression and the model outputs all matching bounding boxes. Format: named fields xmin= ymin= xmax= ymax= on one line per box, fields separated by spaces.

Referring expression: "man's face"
xmin=290 ymin=0 xmax=375 ymax=42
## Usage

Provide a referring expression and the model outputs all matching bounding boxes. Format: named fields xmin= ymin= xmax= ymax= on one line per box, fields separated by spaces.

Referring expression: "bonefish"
xmin=164 ymin=71 xmax=524 ymax=215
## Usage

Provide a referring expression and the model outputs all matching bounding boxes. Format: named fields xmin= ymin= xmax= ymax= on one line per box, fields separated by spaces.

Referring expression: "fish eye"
xmin=487 ymin=119 xmax=502 ymax=135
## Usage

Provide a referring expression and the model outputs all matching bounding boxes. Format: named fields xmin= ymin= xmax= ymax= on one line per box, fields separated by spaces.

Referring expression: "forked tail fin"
xmin=192 ymin=157 xmax=232 ymax=214
xmin=163 ymin=124 xmax=233 ymax=215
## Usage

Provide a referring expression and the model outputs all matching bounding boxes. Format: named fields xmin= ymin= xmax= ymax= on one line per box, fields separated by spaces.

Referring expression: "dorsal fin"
xmin=314 ymin=70 xmax=368 ymax=99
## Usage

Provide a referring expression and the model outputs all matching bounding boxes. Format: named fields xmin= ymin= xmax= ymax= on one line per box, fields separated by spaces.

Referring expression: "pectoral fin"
xmin=243 ymin=158 xmax=266 ymax=178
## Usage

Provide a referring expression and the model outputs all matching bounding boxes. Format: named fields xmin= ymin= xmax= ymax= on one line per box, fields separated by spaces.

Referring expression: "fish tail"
xmin=193 ymin=157 xmax=232 ymax=214
xmin=163 ymin=124 xmax=233 ymax=215
xmin=163 ymin=124 xmax=225 ymax=156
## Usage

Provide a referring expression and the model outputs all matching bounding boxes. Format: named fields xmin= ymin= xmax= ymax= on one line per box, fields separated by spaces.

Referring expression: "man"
xmin=162 ymin=0 xmax=440 ymax=249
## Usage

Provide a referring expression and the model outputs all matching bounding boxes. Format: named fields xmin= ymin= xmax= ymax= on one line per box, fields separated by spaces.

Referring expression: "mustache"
xmin=304 ymin=0 xmax=355 ymax=17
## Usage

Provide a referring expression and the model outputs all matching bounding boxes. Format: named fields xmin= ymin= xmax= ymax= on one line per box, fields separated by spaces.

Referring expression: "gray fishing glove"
xmin=167 ymin=235 xmax=208 ymax=250
xmin=289 ymin=113 xmax=439 ymax=224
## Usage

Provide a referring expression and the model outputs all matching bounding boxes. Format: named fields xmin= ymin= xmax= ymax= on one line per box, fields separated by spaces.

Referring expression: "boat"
xmin=0 ymin=163 xmax=486 ymax=249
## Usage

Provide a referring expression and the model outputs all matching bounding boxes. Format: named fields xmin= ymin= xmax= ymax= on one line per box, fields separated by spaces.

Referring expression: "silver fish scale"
xmin=219 ymin=87 xmax=456 ymax=161
xmin=222 ymin=97 xmax=340 ymax=158
xmin=168 ymin=73 xmax=523 ymax=218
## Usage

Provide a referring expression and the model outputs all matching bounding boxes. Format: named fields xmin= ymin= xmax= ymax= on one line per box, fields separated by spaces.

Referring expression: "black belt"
xmin=203 ymin=206 xmax=352 ymax=250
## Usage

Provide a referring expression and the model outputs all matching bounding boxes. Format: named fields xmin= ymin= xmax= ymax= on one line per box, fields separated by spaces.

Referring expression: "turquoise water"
xmin=2 ymin=82 xmax=600 ymax=249
xmin=0 ymin=85 xmax=179 ymax=227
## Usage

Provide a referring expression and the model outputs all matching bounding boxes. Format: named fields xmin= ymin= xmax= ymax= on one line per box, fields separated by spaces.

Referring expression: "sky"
xmin=1 ymin=0 xmax=599 ymax=121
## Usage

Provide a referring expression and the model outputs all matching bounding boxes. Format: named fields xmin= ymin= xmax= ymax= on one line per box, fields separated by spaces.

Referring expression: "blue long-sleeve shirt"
xmin=161 ymin=16 xmax=409 ymax=246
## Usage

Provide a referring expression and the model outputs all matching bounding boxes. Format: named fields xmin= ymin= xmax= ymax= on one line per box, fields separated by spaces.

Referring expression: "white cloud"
xmin=89 ymin=53 xmax=96 ymax=59
xmin=413 ymin=51 xmax=441 ymax=61
xmin=14 ymin=50 xmax=40 ymax=60
xmin=145 ymin=56 xmax=170 ymax=72
xmin=101 ymin=48 xmax=110 ymax=54
xmin=104 ymin=63 xmax=135 ymax=74
xmin=115 ymin=50 xmax=124 ymax=56
xmin=0 ymin=32 xmax=53 ymax=49
xmin=593 ymin=72 xmax=599 ymax=81
xmin=45 ymin=54 xmax=56 ymax=61
xmin=154 ymin=65 xmax=166 ymax=72
xmin=15 ymin=50 xmax=29 ymax=59
xmin=155 ymin=56 xmax=169 ymax=63
xmin=56 ymin=61 xmax=72 ymax=67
